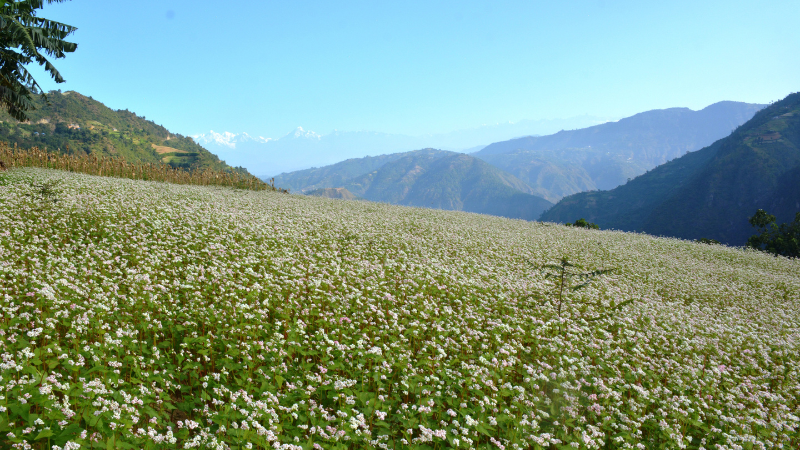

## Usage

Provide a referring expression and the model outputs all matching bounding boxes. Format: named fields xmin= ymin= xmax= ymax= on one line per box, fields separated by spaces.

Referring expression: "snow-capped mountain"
xmin=192 ymin=130 xmax=273 ymax=149
xmin=287 ymin=126 xmax=322 ymax=140
xmin=191 ymin=116 xmax=611 ymax=178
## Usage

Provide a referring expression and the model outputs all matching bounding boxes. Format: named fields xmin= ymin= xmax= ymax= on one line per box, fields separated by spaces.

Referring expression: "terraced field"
xmin=1 ymin=168 xmax=798 ymax=450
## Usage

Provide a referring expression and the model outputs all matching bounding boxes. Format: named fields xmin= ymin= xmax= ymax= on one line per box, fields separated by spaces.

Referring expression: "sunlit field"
xmin=1 ymin=168 xmax=798 ymax=450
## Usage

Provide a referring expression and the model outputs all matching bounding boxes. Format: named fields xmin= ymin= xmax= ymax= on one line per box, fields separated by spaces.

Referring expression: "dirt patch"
xmin=759 ymin=132 xmax=781 ymax=141
xmin=152 ymin=144 xmax=188 ymax=154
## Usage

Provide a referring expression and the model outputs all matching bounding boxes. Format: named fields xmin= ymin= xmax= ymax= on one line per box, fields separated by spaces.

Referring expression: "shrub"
xmin=566 ymin=218 xmax=600 ymax=229
xmin=746 ymin=209 xmax=800 ymax=258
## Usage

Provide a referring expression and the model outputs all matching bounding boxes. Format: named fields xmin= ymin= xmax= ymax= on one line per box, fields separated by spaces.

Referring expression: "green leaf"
xmin=9 ymin=403 xmax=31 ymax=422
xmin=55 ymin=424 xmax=83 ymax=446
xmin=84 ymin=365 xmax=105 ymax=376
xmin=34 ymin=428 xmax=54 ymax=440
xmin=475 ymin=424 xmax=493 ymax=436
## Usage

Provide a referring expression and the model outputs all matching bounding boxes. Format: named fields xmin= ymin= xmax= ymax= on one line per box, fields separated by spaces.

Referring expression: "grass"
xmin=0 ymin=168 xmax=798 ymax=450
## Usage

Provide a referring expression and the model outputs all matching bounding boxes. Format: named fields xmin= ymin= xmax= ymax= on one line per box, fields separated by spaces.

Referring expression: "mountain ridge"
xmin=277 ymin=148 xmax=552 ymax=221
xmin=474 ymin=101 xmax=765 ymax=201
xmin=541 ymin=92 xmax=800 ymax=245
xmin=343 ymin=151 xmax=553 ymax=221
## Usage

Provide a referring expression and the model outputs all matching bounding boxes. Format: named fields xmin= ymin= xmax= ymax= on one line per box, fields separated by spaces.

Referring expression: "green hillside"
xmin=1 ymin=167 xmax=798 ymax=449
xmin=540 ymin=141 xmax=722 ymax=231
xmin=475 ymin=101 xmax=764 ymax=201
xmin=542 ymin=92 xmax=800 ymax=245
xmin=0 ymin=90 xmax=248 ymax=174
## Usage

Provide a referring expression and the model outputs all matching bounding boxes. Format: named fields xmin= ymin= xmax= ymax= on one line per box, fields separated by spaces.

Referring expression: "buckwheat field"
xmin=1 ymin=168 xmax=798 ymax=450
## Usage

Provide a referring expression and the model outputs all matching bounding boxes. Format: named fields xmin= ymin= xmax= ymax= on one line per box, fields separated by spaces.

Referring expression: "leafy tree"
xmin=566 ymin=218 xmax=600 ymax=229
xmin=0 ymin=0 xmax=77 ymax=121
xmin=746 ymin=209 xmax=800 ymax=258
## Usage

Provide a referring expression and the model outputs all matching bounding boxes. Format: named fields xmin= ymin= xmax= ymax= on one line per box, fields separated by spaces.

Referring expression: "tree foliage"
xmin=746 ymin=209 xmax=800 ymax=258
xmin=0 ymin=0 xmax=77 ymax=121
xmin=566 ymin=217 xmax=600 ymax=229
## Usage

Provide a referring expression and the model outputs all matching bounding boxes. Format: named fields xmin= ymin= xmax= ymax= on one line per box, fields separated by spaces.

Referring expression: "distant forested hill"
xmin=474 ymin=101 xmax=764 ymax=202
xmin=272 ymin=150 xmax=427 ymax=193
xmin=0 ymin=91 xmax=248 ymax=174
xmin=276 ymin=148 xmax=553 ymax=220
xmin=306 ymin=187 xmax=360 ymax=200
xmin=541 ymin=92 xmax=800 ymax=245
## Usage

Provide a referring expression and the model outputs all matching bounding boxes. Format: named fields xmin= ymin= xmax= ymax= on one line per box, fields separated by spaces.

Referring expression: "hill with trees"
xmin=277 ymin=148 xmax=553 ymax=220
xmin=541 ymin=92 xmax=800 ymax=245
xmin=474 ymin=101 xmax=764 ymax=202
xmin=0 ymin=90 xmax=249 ymax=175
xmin=271 ymin=150 xmax=425 ymax=193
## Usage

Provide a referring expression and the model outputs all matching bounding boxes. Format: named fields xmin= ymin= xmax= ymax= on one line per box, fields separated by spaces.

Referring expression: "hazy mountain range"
xmin=191 ymin=116 xmax=611 ymax=178
xmin=274 ymin=101 xmax=765 ymax=217
xmin=474 ymin=101 xmax=765 ymax=201
xmin=541 ymin=92 xmax=800 ymax=245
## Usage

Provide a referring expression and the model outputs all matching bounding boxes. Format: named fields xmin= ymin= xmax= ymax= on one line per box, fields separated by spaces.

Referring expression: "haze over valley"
xmin=191 ymin=115 xmax=611 ymax=177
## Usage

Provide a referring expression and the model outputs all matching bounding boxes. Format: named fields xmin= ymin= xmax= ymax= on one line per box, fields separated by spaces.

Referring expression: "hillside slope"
xmin=475 ymin=101 xmax=764 ymax=201
xmin=1 ymin=167 xmax=798 ymax=450
xmin=0 ymin=90 xmax=248 ymax=174
xmin=542 ymin=92 xmax=800 ymax=245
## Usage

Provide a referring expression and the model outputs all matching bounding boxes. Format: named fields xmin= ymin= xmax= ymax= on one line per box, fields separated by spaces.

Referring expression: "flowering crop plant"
xmin=1 ymin=168 xmax=798 ymax=450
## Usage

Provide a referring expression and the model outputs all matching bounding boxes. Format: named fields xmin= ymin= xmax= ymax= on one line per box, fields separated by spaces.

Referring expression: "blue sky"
xmin=30 ymin=0 xmax=800 ymax=138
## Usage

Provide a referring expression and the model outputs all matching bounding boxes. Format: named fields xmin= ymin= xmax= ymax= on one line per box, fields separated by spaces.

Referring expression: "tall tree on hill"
xmin=0 ymin=0 xmax=76 ymax=121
